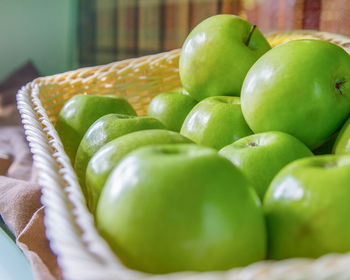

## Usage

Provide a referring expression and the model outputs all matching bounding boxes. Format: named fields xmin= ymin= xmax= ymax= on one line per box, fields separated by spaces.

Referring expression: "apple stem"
xmin=246 ymin=25 xmax=257 ymax=47
xmin=248 ymin=141 xmax=258 ymax=147
xmin=335 ymin=79 xmax=346 ymax=95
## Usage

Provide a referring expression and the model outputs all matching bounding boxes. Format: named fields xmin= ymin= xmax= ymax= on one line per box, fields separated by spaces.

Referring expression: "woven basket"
xmin=17 ymin=30 xmax=350 ymax=280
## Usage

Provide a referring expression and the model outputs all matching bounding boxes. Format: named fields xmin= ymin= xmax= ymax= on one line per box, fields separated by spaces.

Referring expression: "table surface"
xmin=0 ymin=217 xmax=34 ymax=280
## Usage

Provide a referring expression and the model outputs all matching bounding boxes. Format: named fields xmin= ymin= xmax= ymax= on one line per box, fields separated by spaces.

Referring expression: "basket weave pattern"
xmin=17 ymin=31 xmax=350 ymax=280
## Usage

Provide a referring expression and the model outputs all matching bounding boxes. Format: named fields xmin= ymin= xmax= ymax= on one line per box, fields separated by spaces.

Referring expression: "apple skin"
xmin=74 ymin=114 xmax=164 ymax=193
xmin=333 ymin=117 xmax=350 ymax=154
xmin=147 ymin=89 xmax=198 ymax=132
xmin=55 ymin=95 xmax=136 ymax=163
xmin=241 ymin=39 xmax=350 ymax=149
xmin=179 ymin=14 xmax=271 ymax=101
xmin=85 ymin=129 xmax=191 ymax=212
xmin=219 ymin=131 xmax=313 ymax=199
xmin=96 ymin=144 xmax=266 ymax=273
xmin=264 ymin=154 xmax=350 ymax=259
xmin=180 ymin=96 xmax=252 ymax=150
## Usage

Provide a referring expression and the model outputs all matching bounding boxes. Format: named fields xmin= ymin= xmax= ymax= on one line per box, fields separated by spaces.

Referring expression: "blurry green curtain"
xmin=78 ymin=0 xmax=350 ymax=67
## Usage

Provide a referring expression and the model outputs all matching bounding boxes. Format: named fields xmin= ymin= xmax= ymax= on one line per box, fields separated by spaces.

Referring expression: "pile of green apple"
xmin=55 ymin=14 xmax=350 ymax=274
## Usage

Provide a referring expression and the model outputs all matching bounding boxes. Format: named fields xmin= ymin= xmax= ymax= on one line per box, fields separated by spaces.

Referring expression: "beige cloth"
xmin=0 ymin=125 xmax=62 ymax=280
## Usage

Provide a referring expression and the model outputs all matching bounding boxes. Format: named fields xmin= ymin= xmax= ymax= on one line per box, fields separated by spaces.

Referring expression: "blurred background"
xmin=1 ymin=0 xmax=350 ymax=84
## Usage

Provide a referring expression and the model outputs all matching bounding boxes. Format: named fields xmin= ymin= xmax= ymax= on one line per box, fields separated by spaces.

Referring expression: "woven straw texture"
xmin=17 ymin=30 xmax=350 ymax=280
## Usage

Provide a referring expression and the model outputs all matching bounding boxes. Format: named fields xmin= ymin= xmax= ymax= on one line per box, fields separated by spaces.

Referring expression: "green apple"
xmin=179 ymin=14 xmax=271 ymax=101
xmin=333 ymin=117 xmax=350 ymax=154
xmin=219 ymin=131 xmax=313 ymax=199
xmin=74 ymin=114 xmax=164 ymax=193
xmin=55 ymin=94 xmax=136 ymax=163
xmin=264 ymin=154 xmax=350 ymax=259
xmin=85 ymin=129 xmax=191 ymax=212
xmin=96 ymin=144 xmax=266 ymax=273
xmin=180 ymin=96 xmax=252 ymax=150
xmin=147 ymin=89 xmax=198 ymax=131
xmin=241 ymin=39 xmax=350 ymax=149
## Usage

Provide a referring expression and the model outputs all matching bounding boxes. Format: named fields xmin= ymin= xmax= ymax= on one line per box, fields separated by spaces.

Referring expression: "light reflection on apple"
xmin=272 ymin=176 xmax=305 ymax=201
